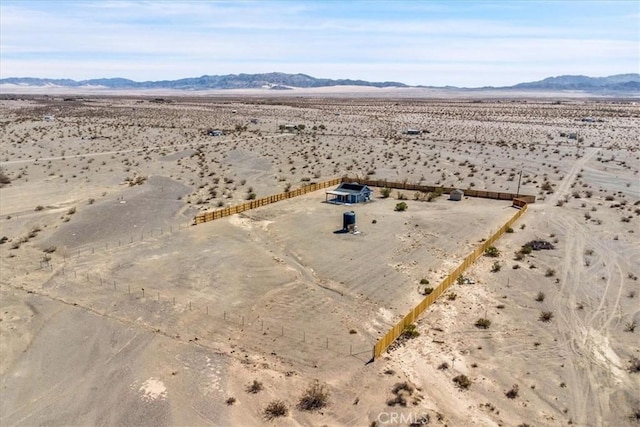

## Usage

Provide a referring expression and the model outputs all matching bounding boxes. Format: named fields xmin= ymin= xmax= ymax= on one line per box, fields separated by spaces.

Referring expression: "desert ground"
xmin=0 ymin=89 xmax=639 ymax=426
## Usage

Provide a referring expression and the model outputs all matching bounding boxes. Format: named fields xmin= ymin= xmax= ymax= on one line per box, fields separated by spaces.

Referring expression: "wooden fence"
xmin=372 ymin=203 xmax=529 ymax=359
xmin=194 ymin=177 xmax=343 ymax=224
xmin=341 ymin=177 xmax=536 ymax=204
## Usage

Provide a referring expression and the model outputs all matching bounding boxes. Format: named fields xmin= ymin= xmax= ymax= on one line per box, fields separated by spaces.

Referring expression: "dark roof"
xmin=340 ymin=182 xmax=366 ymax=191
xmin=332 ymin=182 xmax=371 ymax=194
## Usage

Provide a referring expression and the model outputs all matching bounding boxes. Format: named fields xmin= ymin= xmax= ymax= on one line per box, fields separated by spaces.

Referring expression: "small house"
xmin=405 ymin=129 xmax=421 ymax=135
xmin=326 ymin=182 xmax=372 ymax=204
xmin=449 ymin=189 xmax=464 ymax=201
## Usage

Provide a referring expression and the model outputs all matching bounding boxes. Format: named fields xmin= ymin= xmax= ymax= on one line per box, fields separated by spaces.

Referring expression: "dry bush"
xmin=539 ymin=311 xmax=554 ymax=322
xmin=264 ymin=400 xmax=288 ymax=420
xmin=387 ymin=381 xmax=415 ymax=407
xmin=505 ymin=384 xmax=519 ymax=399
xmin=246 ymin=380 xmax=263 ymax=394
xmin=298 ymin=380 xmax=329 ymax=411
xmin=535 ymin=291 xmax=545 ymax=302
xmin=475 ymin=318 xmax=491 ymax=329
xmin=453 ymin=374 xmax=471 ymax=390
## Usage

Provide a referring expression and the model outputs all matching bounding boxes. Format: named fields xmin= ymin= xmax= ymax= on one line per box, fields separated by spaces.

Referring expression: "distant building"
xmin=43 ymin=115 xmax=55 ymax=121
xmin=568 ymin=132 xmax=578 ymax=140
xmin=326 ymin=182 xmax=372 ymax=204
xmin=208 ymin=129 xmax=224 ymax=136
xmin=250 ymin=118 xmax=259 ymax=124
xmin=405 ymin=129 xmax=421 ymax=135
xmin=582 ymin=117 xmax=595 ymax=123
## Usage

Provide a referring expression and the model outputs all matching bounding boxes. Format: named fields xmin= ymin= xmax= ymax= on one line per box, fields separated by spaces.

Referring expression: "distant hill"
xmin=1 ymin=72 xmax=638 ymax=93
xmin=0 ymin=72 xmax=407 ymax=90
xmin=508 ymin=74 xmax=640 ymax=92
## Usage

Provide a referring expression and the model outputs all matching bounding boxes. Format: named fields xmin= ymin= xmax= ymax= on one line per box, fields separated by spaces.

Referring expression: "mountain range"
xmin=1 ymin=72 xmax=638 ymax=93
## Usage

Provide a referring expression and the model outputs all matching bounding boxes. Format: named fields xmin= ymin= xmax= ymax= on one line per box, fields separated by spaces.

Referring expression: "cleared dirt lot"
xmin=1 ymin=92 xmax=639 ymax=426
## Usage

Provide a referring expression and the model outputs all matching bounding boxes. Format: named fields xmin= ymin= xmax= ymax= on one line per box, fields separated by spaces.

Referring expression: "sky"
xmin=1 ymin=1 xmax=638 ymax=87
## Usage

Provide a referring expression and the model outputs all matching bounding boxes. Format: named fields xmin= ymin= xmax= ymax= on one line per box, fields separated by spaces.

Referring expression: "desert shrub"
xmin=453 ymin=374 xmax=471 ymax=390
xmin=535 ymin=291 xmax=545 ymax=302
xmin=246 ymin=192 xmax=256 ymax=200
xmin=491 ymin=261 xmax=501 ymax=272
xmin=485 ymin=246 xmax=500 ymax=257
xmin=624 ymin=320 xmax=636 ymax=333
xmin=386 ymin=394 xmax=407 ymax=407
xmin=298 ymin=380 xmax=329 ymax=411
xmin=387 ymin=382 xmax=414 ymax=407
xmin=541 ymin=181 xmax=554 ymax=192
xmin=539 ymin=311 xmax=554 ymax=322
xmin=246 ymin=380 xmax=264 ymax=394
xmin=225 ymin=397 xmax=236 ymax=405
xmin=629 ymin=357 xmax=640 ymax=373
xmin=43 ymin=246 xmax=57 ymax=254
xmin=0 ymin=168 xmax=10 ymax=185
xmin=402 ymin=324 xmax=420 ymax=339
xmin=506 ymin=227 xmax=514 ymax=233
xmin=420 ymin=278 xmax=429 ymax=285
xmin=397 ymin=192 xmax=407 ymax=200
xmin=422 ymin=287 xmax=434 ymax=295
xmin=427 ymin=188 xmax=443 ymax=202
xmin=67 ymin=207 xmax=76 ymax=215
xmin=264 ymin=400 xmax=288 ymax=419
xmin=392 ymin=381 xmax=414 ymax=395
xmin=395 ymin=202 xmax=408 ymax=212
xmin=409 ymin=414 xmax=430 ymax=426
xmin=475 ymin=318 xmax=491 ymax=329
xmin=381 ymin=187 xmax=392 ymax=198
xmin=545 ymin=268 xmax=556 ymax=277
xmin=438 ymin=362 xmax=449 ymax=370
xmin=505 ymin=384 xmax=519 ymax=399
xmin=520 ymin=245 xmax=533 ymax=255
xmin=447 ymin=292 xmax=457 ymax=301
xmin=35 ymin=205 xmax=44 ymax=211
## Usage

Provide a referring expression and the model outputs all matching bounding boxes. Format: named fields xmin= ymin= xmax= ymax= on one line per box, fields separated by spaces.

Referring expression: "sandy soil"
xmin=0 ymin=93 xmax=639 ymax=426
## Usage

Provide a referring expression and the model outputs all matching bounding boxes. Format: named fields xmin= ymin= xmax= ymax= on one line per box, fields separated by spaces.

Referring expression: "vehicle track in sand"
xmin=524 ymin=147 xmax=632 ymax=425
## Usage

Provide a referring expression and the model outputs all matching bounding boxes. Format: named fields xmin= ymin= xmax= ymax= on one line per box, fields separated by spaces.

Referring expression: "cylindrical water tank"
xmin=343 ymin=211 xmax=356 ymax=230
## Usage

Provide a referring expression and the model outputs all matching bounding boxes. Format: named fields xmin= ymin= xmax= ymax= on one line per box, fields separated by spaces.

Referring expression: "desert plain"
xmin=0 ymin=88 xmax=638 ymax=426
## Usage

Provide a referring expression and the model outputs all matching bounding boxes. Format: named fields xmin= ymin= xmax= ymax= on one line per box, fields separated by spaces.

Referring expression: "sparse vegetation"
xmin=298 ymin=380 xmax=329 ymax=411
xmin=264 ymin=400 xmax=288 ymax=420
xmin=539 ymin=311 xmax=554 ymax=322
xmin=485 ymin=246 xmax=500 ymax=257
xmin=246 ymin=380 xmax=264 ymax=394
xmin=394 ymin=201 xmax=408 ymax=212
xmin=402 ymin=324 xmax=420 ymax=339
xmin=475 ymin=318 xmax=491 ymax=329
xmin=505 ymin=384 xmax=519 ymax=399
xmin=453 ymin=374 xmax=471 ymax=390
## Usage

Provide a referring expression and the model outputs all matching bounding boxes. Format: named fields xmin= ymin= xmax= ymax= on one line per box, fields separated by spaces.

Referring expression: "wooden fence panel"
xmin=372 ymin=203 xmax=528 ymax=359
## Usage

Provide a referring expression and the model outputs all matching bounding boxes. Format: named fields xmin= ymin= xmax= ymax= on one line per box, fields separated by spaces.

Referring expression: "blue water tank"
xmin=343 ymin=211 xmax=356 ymax=230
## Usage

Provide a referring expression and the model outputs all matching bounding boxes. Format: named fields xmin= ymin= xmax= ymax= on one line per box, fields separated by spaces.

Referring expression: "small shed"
xmin=326 ymin=182 xmax=372 ymax=204
xmin=449 ymin=189 xmax=464 ymax=201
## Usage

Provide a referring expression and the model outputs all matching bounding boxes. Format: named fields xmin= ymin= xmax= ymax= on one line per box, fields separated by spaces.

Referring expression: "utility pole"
xmin=516 ymin=168 xmax=523 ymax=199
